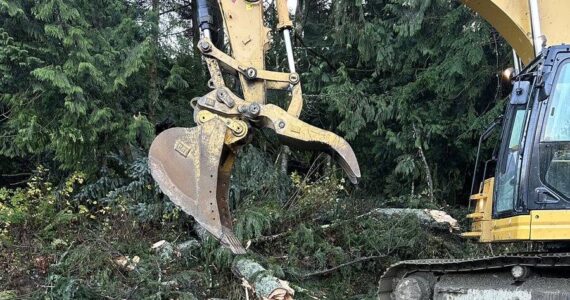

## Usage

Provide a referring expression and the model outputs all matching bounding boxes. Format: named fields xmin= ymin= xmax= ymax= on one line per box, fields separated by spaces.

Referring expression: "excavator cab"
xmin=465 ymin=45 xmax=570 ymax=242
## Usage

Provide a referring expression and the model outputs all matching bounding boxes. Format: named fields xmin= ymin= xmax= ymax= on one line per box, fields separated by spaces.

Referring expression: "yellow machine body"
xmin=461 ymin=0 xmax=570 ymax=245
xmin=465 ymin=178 xmax=570 ymax=242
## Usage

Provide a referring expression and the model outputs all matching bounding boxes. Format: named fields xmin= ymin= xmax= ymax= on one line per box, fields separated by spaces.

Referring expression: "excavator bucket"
xmin=148 ymin=119 xmax=246 ymax=254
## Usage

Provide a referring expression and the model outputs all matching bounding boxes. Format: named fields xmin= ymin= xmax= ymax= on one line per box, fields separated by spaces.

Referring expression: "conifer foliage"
xmin=0 ymin=0 xmax=203 ymax=176
xmin=299 ymin=0 xmax=510 ymax=201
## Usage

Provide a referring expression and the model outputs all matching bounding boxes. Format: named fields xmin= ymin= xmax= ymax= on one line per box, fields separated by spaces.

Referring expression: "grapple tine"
xmin=148 ymin=119 xmax=246 ymax=254
xmin=260 ymin=104 xmax=361 ymax=184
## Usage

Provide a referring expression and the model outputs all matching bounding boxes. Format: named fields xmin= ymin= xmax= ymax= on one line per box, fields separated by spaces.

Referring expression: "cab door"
xmin=493 ymin=81 xmax=532 ymax=218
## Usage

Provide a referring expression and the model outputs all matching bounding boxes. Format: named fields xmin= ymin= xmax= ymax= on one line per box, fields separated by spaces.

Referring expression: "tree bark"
xmin=233 ymin=258 xmax=295 ymax=300
xmin=280 ymin=145 xmax=290 ymax=175
xmin=148 ymin=0 xmax=160 ymax=121
xmin=412 ymin=124 xmax=435 ymax=203
xmin=360 ymin=208 xmax=459 ymax=232
xmin=193 ymin=224 xmax=296 ymax=299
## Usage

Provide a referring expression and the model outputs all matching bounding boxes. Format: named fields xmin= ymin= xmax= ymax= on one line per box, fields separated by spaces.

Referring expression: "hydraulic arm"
xmin=462 ymin=0 xmax=570 ymax=64
xmin=148 ymin=0 xmax=361 ymax=254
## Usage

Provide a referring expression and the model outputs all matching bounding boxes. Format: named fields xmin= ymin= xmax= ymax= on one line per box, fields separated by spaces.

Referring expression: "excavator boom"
xmin=462 ymin=0 xmax=570 ymax=64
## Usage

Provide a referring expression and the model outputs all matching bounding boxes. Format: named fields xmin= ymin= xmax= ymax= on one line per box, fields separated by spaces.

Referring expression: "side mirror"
xmin=510 ymin=81 xmax=531 ymax=105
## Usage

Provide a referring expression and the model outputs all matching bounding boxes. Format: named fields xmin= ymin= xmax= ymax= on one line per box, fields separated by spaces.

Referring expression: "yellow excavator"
xmin=379 ymin=1 xmax=570 ymax=299
xmin=148 ymin=0 xmax=570 ymax=298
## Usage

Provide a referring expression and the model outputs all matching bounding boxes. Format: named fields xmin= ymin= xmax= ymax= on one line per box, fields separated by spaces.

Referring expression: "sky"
xmin=287 ymin=0 xmax=298 ymax=13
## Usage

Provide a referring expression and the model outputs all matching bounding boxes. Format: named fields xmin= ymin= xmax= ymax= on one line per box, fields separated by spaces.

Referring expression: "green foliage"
xmin=231 ymin=144 xmax=291 ymax=206
xmin=0 ymin=166 xmax=85 ymax=240
xmin=0 ymin=0 xmax=204 ymax=175
xmin=298 ymin=0 xmax=510 ymax=203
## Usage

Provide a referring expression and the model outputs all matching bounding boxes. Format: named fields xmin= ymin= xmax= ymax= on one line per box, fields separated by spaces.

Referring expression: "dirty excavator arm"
xmin=462 ymin=0 xmax=570 ymax=64
xmin=149 ymin=0 xmax=361 ymax=254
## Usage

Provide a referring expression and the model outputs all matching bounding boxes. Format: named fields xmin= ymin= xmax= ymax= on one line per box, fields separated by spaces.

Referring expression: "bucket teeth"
xmin=149 ymin=119 xmax=246 ymax=254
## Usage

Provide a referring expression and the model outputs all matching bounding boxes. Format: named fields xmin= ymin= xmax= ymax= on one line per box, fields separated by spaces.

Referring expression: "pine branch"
xmin=159 ymin=3 xmax=192 ymax=16
xmin=293 ymin=32 xmax=336 ymax=71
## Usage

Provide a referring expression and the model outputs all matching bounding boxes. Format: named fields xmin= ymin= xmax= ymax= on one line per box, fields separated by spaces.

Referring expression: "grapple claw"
xmin=149 ymin=119 xmax=246 ymax=254
xmin=260 ymin=104 xmax=361 ymax=184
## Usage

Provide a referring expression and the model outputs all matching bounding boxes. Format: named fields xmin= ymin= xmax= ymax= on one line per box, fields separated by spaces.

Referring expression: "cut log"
xmin=361 ymin=208 xmax=459 ymax=232
xmin=192 ymin=223 xmax=297 ymax=299
xmin=232 ymin=258 xmax=294 ymax=300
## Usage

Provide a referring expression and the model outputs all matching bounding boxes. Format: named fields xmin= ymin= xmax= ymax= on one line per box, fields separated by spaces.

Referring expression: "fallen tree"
xmin=192 ymin=224 xmax=296 ymax=300
xmin=233 ymin=258 xmax=294 ymax=300
xmin=357 ymin=208 xmax=460 ymax=232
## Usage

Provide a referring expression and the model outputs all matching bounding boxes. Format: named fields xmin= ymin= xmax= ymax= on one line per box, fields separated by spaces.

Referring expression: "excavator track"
xmin=378 ymin=252 xmax=570 ymax=299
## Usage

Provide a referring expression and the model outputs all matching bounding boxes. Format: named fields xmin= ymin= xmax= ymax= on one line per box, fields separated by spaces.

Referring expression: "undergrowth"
xmin=1 ymin=148 xmax=490 ymax=299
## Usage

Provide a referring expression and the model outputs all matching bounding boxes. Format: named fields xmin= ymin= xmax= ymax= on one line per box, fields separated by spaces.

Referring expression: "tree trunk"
xmin=148 ymin=0 xmax=160 ymax=121
xmin=412 ymin=124 xmax=435 ymax=203
xmin=280 ymin=145 xmax=290 ymax=175
xmin=360 ymin=208 xmax=459 ymax=232
xmin=233 ymin=258 xmax=295 ymax=300
xmin=193 ymin=223 xmax=297 ymax=299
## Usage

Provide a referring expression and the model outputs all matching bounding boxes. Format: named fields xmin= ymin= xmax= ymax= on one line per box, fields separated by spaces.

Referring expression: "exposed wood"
xmin=252 ymin=207 xmax=458 ymax=246
xmin=361 ymin=208 xmax=459 ymax=232
xmin=233 ymin=258 xmax=294 ymax=300
xmin=193 ymin=224 xmax=296 ymax=299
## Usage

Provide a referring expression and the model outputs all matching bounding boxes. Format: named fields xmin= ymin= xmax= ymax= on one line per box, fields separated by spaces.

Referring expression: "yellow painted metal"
xmin=462 ymin=179 xmax=570 ymax=242
xmin=530 ymin=210 xmax=570 ymax=240
xmin=218 ymin=0 xmax=269 ymax=103
xmin=462 ymin=0 xmax=570 ymax=64
xmin=492 ymin=215 xmax=531 ymax=241
xmin=275 ymin=0 xmax=293 ymax=30
xmin=463 ymin=178 xmax=494 ymax=242
xmin=259 ymin=104 xmax=361 ymax=183
xmin=195 ymin=110 xmax=248 ymax=145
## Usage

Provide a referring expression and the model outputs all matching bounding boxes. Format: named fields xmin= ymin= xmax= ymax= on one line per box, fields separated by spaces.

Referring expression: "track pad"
xmin=148 ymin=119 xmax=245 ymax=254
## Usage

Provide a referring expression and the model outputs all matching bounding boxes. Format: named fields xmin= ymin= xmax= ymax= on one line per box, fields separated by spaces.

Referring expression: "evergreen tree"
xmin=0 ymin=0 xmax=205 ymax=178
xmin=296 ymin=0 xmax=510 ymax=202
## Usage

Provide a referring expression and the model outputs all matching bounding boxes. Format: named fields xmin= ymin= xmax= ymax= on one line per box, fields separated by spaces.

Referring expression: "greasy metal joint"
xmin=207 ymin=79 xmax=216 ymax=89
xmin=278 ymin=120 xmax=286 ymax=129
xmin=289 ymin=73 xmax=300 ymax=84
xmin=248 ymin=103 xmax=260 ymax=116
xmin=198 ymin=40 xmax=212 ymax=53
xmin=245 ymin=67 xmax=257 ymax=80
xmin=216 ymin=89 xmax=235 ymax=108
